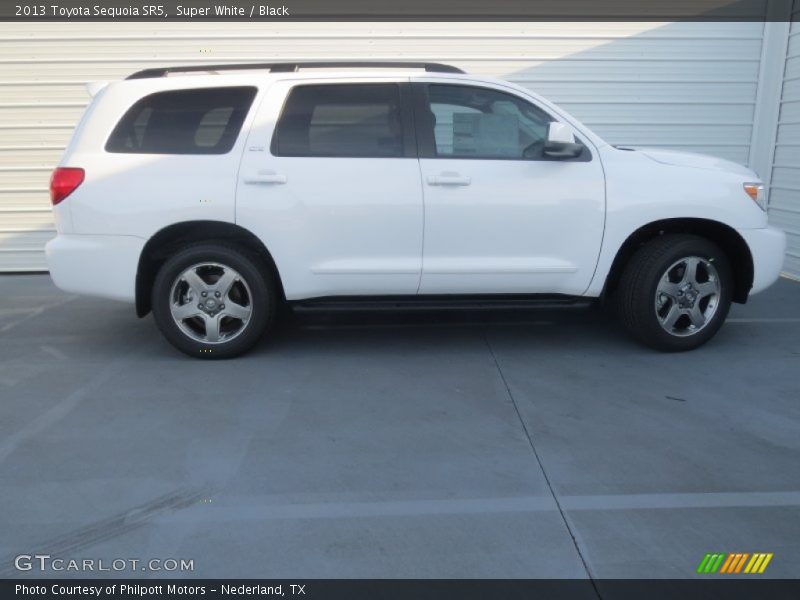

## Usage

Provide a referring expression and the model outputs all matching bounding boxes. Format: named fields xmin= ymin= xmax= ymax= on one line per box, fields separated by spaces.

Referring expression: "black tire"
xmin=152 ymin=243 xmax=277 ymax=359
xmin=614 ymin=234 xmax=733 ymax=352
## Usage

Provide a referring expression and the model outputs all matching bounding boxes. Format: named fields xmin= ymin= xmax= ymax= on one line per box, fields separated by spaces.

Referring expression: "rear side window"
xmin=271 ymin=84 xmax=404 ymax=158
xmin=106 ymin=87 xmax=257 ymax=154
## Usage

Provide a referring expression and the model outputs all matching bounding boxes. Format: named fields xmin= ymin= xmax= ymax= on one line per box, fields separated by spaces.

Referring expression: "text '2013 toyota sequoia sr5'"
xmin=45 ymin=62 xmax=787 ymax=358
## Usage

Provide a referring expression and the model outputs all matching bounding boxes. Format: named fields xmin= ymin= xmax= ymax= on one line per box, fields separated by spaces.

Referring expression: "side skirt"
xmin=289 ymin=294 xmax=596 ymax=313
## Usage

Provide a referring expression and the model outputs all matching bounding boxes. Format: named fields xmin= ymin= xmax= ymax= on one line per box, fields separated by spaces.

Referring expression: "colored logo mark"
xmin=696 ymin=552 xmax=773 ymax=574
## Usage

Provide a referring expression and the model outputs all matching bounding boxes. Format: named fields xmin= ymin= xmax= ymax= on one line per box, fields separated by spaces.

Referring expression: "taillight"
xmin=50 ymin=167 xmax=84 ymax=205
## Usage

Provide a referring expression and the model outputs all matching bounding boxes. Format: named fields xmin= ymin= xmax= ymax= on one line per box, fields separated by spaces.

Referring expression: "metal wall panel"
xmin=0 ymin=21 xmax=768 ymax=271
xmin=770 ymin=8 xmax=800 ymax=278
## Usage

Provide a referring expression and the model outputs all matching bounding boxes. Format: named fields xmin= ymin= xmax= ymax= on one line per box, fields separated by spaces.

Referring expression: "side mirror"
xmin=543 ymin=122 xmax=583 ymax=159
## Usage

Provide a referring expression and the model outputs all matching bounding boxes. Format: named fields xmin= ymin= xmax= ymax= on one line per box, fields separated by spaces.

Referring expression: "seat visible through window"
xmin=272 ymin=84 xmax=405 ymax=158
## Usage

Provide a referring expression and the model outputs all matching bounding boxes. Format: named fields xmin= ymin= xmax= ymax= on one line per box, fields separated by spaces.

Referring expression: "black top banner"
xmin=2 ymin=0 xmax=798 ymax=21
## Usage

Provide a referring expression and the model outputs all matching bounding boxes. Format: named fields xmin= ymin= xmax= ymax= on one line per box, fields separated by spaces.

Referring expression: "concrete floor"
xmin=0 ymin=274 xmax=798 ymax=581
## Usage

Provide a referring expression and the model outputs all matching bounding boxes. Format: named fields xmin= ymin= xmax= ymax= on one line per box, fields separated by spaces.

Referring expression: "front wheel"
xmin=614 ymin=234 xmax=733 ymax=352
xmin=152 ymin=243 xmax=276 ymax=359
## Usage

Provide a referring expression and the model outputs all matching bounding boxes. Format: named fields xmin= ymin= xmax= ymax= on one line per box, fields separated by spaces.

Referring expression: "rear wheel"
xmin=152 ymin=243 xmax=276 ymax=358
xmin=614 ymin=234 xmax=732 ymax=352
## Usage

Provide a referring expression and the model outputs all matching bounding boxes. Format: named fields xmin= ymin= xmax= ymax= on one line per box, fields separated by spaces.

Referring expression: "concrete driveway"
xmin=1 ymin=274 xmax=798 ymax=581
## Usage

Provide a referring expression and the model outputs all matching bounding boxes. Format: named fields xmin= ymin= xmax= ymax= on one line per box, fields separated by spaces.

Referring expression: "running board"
xmin=289 ymin=294 xmax=595 ymax=313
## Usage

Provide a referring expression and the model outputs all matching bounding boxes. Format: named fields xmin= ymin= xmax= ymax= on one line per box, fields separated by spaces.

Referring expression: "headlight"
xmin=743 ymin=183 xmax=766 ymax=211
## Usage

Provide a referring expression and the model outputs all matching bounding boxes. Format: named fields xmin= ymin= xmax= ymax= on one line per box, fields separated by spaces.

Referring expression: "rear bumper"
xmin=45 ymin=234 xmax=144 ymax=303
xmin=738 ymin=225 xmax=787 ymax=295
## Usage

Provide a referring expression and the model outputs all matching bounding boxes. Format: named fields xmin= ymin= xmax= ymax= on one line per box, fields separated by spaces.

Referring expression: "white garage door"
xmin=769 ymin=9 xmax=800 ymax=278
xmin=0 ymin=21 xmax=767 ymax=271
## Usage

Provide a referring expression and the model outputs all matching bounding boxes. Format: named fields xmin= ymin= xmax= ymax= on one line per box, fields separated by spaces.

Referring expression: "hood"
xmin=627 ymin=147 xmax=756 ymax=179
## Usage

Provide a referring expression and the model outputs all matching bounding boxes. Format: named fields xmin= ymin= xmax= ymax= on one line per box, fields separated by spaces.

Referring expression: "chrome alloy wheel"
xmin=654 ymin=256 xmax=721 ymax=337
xmin=169 ymin=262 xmax=253 ymax=344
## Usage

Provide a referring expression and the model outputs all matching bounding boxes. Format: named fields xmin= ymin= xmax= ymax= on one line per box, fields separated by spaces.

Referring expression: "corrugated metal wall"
xmin=770 ymin=8 xmax=800 ymax=278
xmin=0 ymin=22 xmax=770 ymax=271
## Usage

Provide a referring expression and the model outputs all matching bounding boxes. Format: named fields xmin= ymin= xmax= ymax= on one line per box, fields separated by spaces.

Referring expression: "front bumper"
xmin=45 ymin=234 xmax=144 ymax=303
xmin=738 ymin=225 xmax=787 ymax=295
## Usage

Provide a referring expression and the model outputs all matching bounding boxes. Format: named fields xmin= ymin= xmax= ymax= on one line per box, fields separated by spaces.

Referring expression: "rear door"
xmin=236 ymin=79 xmax=423 ymax=300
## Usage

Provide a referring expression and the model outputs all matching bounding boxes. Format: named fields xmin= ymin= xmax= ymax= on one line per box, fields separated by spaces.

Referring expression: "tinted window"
xmin=106 ymin=87 xmax=257 ymax=154
xmin=272 ymin=84 xmax=404 ymax=157
xmin=426 ymin=85 xmax=554 ymax=160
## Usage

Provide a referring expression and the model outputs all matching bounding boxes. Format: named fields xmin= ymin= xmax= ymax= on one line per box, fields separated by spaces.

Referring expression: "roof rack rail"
xmin=127 ymin=61 xmax=465 ymax=80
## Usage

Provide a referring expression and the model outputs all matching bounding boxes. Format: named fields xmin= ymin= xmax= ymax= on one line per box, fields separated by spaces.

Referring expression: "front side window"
xmin=106 ymin=87 xmax=257 ymax=155
xmin=271 ymin=84 xmax=405 ymax=158
xmin=424 ymin=84 xmax=555 ymax=160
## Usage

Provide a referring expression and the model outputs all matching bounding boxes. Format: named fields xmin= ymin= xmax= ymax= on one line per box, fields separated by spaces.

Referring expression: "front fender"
xmin=587 ymin=146 xmax=767 ymax=297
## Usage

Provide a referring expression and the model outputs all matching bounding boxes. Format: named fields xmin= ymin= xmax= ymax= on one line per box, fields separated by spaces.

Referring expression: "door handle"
xmin=427 ymin=173 xmax=471 ymax=186
xmin=243 ymin=170 xmax=287 ymax=185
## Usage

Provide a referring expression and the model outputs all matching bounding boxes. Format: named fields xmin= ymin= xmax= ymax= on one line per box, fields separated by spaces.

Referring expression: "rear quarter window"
xmin=105 ymin=87 xmax=257 ymax=155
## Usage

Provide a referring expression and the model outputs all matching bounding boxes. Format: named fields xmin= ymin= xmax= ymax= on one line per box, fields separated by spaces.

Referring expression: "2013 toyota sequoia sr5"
xmin=45 ymin=62 xmax=787 ymax=358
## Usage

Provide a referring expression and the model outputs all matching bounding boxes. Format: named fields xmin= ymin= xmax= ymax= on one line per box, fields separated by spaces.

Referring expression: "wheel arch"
xmin=135 ymin=220 xmax=285 ymax=317
xmin=603 ymin=218 xmax=754 ymax=304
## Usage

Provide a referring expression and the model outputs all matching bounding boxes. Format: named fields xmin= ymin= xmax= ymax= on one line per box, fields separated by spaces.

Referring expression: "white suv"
xmin=46 ymin=62 xmax=786 ymax=358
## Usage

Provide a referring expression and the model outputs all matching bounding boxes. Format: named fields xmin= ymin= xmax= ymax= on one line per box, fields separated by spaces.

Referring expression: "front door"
xmin=413 ymin=81 xmax=605 ymax=296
